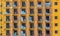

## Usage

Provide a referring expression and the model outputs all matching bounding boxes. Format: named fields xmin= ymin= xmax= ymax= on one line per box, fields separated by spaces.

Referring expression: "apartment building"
xmin=0 ymin=0 xmax=60 ymax=36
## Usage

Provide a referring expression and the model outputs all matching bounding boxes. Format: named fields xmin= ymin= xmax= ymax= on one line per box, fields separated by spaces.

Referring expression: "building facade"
xmin=0 ymin=0 xmax=60 ymax=36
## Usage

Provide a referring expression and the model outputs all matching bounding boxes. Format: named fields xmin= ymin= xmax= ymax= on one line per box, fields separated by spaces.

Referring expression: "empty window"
xmin=38 ymin=30 xmax=42 ymax=36
xmin=55 ymin=9 xmax=58 ymax=12
xmin=55 ymin=30 xmax=58 ymax=34
xmin=14 ymin=1 xmax=17 ymax=7
xmin=30 ymin=23 xmax=34 ymax=28
xmin=55 ymin=23 xmax=58 ymax=26
xmin=46 ymin=9 xmax=50 ymax=14
xmin=22 ymin=2 xmax=26 ymax=7
xmin=38 ymin=23 xmax=42 ymax=28
xmin=21 ymin=9 xmax=26 ymax=14
xmin=21 ymin=16 xmax=26 ymax=21
xmin=30 ymin=9 xmax=34 ymax=14
xmin=21 ymin=30 xmax=26 ymax=36
xmin=6 ymin=2 xmax=10 ymax=7
xmin=38 ymin=16 xmax=42 ymax=21
xmin=14 ymin=30 xmax=18 ymax=36
xmin=29 ymin=16 xmax=34 ymax=22
xmin=6 ymin=16 xmax=10 ymax=21
xmin=6 ymin=23 xmax=10 ymax=28
xmin=30 ymin=2 xmax=34 ymax=6
xmin=14 ymin=23 xmax=18 ymax=28
xmin=55 ymin=16 xmax=58 ymax=19
xmin=14 ymin=9 xmax=18 ymax=14
xmin=6 ymin=30 xmax=10 ymax=36
xmin=30 ymin=30 xmax=34 ymax=36
xmin=6 ymin=9 xmax=10 ymax=14
xmin=38 ymin=9 xmax=42 ymax=14
xmin=21 ymin=23 xmax=26 ymax=29
xmin=46 ymin=23 xmax=50 ymax=28
xmin=54 ymin=2 xmax=58 ymax=5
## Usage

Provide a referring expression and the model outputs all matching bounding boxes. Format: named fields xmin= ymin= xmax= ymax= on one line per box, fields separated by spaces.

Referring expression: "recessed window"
xmin=55 ymin=16 xmax=58 ymax=19
xmin=46 ymin=30 xmax=50 ymax=35
xmin=30 ymin=2 xmax=34 ymax=6
xmin=6 ymin=30 xmax=10 ymax=36
xmin=30 ymin=9 xmax=34 ymax=14
xmin=6 ymin=2 xmax=10 ymax=7
xmin=21 ymin=16 xmax=26 ymax=21
xmin=21 ymin=23 xmax=26 ymax=29
xmin=14 ymin=23 xmax=18 ymax=28
xmin=6 ymin=16 xmax=10 ymax=21
xmin=22 ymin=2 xmax=26 ymax=7
xmin=30 ymin=30 xmax=34 ymax=36
xmin=37 ymin=2 xmax=41 ymax=7
xmin=46 ymin=16 xmax=50 ymax=21
xmin=14 ymin=16 xmax=17 ymax=21
xmin=46 ymin=9 xmax=50 ymax=14
xmin=29 ymin=16 xmax=34 ymax=22
xmin=38 ymin=16 xmax=42 ymax=21
xmin=46 ymin=23 xmax=50 ymax=28
xmin=55 ymin=30 xmax=58 ymax=34
xmin=14 ymin=9 xmax=18 ymax=14
xmin=30 ymin=23 xmax=34 ymax=28
xmin=38 ymin=9 xmax=42 ymax=14
xmin=14 ymin=30 xmax=18 ymax=36
xmin=6 ymin=9 xmax=10 ymax=14
xmin=38 ymin=30 xmax=42 ymax=36
xmin=14 ymin=1 xmax=17 ymax=7
xmin=54 ymin=2 xmax=58 ymax=5
xmin=38 ymin=23 xmax=42 ymax=28
xmin=55 ymin=9 xmax=58 ymax=12
xmin=21 ymin=30 xmax=26 ymax=36
xmin=45 ymin=2 xmax=51 ymax=7
xmin=21 ymin=9 xmax=26 ymax=14
xmin=6 ymin=23 xmax=10 ymax=28
xmin=55 ymin=23 xmax=58 ymax=26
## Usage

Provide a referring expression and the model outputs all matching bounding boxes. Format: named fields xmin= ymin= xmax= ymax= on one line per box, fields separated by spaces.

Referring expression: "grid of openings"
xmin=4 ymin=0 xmax=51 ymax=36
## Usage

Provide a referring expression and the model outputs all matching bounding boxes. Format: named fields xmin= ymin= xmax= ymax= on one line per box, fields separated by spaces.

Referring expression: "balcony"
xmin=45 ymin=2 xmax=51 ymax=7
